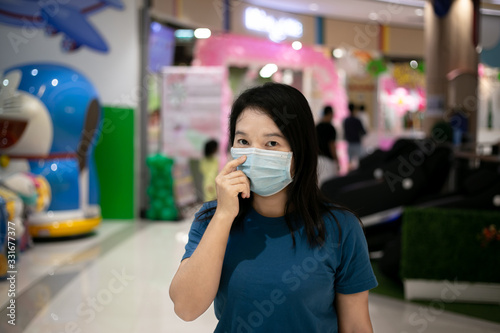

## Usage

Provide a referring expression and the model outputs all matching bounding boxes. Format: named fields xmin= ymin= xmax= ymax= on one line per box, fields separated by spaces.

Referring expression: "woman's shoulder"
xmin=322 ymin=206 xmax=362 ymax=232
xmin=194 ymin=200 xmax=218 ymax=223
xmin=203 ymin=200 xmax=218 ymax=210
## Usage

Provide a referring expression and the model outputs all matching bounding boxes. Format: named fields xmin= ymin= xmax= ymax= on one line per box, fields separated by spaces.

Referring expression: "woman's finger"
xmin=220 ymin=155 xmax=246 ymax=176
xmin=232 ymin=184 xmax=250 ymax=198
xmin=224 ymin=170 xmax=247 ymax=180
xmin=226 ymin=175 xmax=249 ymax=186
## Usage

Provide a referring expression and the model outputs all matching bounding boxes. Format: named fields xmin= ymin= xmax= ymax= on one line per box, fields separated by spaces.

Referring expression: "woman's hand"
xmin=215 ymin=155 xmax=251 ymax=220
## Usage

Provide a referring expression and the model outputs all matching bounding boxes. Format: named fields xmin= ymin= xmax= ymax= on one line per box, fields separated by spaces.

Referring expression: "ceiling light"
xmin=410 ymin=60 xmax=418 ymax=69
xmin=309 ymin=3 xmax=319 ymax=11
xmin=194 ymin=28 xmax=211 ymax=39
xmin=369 ymin=12 xmax=378 ymax=20
xmin=292 ymin=41 xmax=302 ymax=50
xmin=175 ymin=29 xmax=194 ymax=39
xmin=415 ymin=8 xmax=424 ymax=16
xmin=259 ymin=64 xmax=278 ymax=78
xmin=151 ymin=22 xmax=162 ymax=32
xmin=373 ymin=0 xmax=425 ymax=7
xmin=480 ymin=8 xmax=500 ymax=16
xmin=333 ymin=48 xmax=345 ymax=58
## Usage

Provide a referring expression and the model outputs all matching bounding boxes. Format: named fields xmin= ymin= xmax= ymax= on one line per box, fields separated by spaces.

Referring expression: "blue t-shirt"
xmin=182 ymin=202 xmax=378 ymax=333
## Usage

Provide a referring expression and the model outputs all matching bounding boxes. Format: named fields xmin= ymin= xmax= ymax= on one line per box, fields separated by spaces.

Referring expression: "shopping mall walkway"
xmin=1 ymin=206 xmax=499 ymax=333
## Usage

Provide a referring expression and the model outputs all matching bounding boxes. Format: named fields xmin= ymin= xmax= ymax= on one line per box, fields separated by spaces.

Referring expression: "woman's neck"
xmin=252 ymin=188 xmax=288 ymax=218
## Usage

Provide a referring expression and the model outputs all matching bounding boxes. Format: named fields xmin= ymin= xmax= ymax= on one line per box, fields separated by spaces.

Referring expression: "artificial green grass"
xmin=401 ymin=207 xmax=500 ymax=283
xmin=370 ymin=260 xmax=500 ymax=324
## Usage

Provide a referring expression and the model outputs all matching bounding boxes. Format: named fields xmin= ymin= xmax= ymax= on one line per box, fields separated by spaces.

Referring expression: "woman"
xmin=169 ymin=83 xmax=377 ymax=332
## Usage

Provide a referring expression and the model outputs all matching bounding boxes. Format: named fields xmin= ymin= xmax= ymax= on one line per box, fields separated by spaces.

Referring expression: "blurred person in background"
xmin=343 ymin=102 xmax=366 ymax=170
xmin=200 ymin=139 xmax=219 ymax=202
xmin=316 ymin=105 xmax=339 ymax=186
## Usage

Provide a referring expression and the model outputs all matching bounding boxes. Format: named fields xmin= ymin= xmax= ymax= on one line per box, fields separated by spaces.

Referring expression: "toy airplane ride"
xmin=0 ymin=0 xmax=124 ymax=53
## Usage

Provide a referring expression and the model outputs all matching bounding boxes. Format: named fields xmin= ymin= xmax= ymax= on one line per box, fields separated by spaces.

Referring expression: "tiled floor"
xmin=1 ymin=210 xmax=500 ymax=333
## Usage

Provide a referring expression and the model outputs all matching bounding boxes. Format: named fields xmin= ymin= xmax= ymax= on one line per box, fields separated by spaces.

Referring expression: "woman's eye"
xmin=266 ymin=141 xmax=278 ymax=147
xmin=237 ymin=139 xmax=248 ymax=145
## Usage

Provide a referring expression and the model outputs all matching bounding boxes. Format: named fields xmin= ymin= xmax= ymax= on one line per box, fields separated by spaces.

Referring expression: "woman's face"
xmin=233 ymin=108 xmax=291 ymax=153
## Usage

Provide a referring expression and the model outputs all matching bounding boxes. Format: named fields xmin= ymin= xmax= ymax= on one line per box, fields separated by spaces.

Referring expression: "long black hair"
xmin=198 ymin=82 xmax=353 ymax=247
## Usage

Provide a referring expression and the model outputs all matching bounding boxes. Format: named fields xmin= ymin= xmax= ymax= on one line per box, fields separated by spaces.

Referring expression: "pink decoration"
xmin=416 ymin=87 xmax=426 ymax=111
xmin=219 ymin=66 xmax=232 ymax=169
xmin=380 ymin=75 xmax=426 ymax=115
xmin=378 ymin=137 xmax=396 ymax=151
xmin=478 ymin=63 xmax=485 ymax=78
xmin=380 ymin=76 xmax=397 ymax=94
xmin=193 ymin=33 xmax=348 ymax=120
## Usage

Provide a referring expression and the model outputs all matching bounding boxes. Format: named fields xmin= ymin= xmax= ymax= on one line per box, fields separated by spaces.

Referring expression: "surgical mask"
xmin=230 ymin=147 xmax=293 ymax=197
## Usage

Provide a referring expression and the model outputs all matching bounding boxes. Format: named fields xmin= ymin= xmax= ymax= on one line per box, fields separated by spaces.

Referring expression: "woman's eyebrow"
xmin=264 ymin=132 xmax=285 ymax=138
xmin=235 ymin=130 xmax=284 ymax=138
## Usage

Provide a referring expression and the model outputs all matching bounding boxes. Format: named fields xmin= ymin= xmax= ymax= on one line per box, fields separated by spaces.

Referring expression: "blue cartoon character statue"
xmin=0 ymin=63 xmax=102 ymax=237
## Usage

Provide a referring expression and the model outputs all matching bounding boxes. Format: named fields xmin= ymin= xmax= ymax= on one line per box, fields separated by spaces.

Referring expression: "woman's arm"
xmin=169 ymin=210 xmax=234 ymax=321
xmin=169 ymin=156 xmax=250 ymax=321
xmin=336 ymin=291 xmax=374 ymax=333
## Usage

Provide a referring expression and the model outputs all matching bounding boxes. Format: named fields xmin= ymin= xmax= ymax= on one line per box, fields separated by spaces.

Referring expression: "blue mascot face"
xmin=0 ymin=68 xmax=53 ymax=156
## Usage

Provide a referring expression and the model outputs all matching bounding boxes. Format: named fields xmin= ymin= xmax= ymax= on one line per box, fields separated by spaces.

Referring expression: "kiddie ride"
xmin=0 ymin=63 xmax=103 ymax=242
xmin=321 ymin=135 xmax=500 ymax=253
